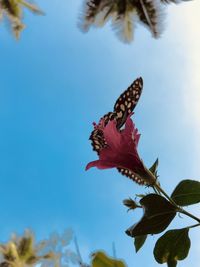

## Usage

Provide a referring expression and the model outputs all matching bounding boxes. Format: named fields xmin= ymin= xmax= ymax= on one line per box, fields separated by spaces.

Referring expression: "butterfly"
xmin=89 ymin=77 xmax=145 ymax=185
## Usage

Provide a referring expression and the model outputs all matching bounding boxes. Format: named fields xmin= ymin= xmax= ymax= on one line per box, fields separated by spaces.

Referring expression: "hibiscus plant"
xmin=86 ymin=77 xmax=200 ymax=267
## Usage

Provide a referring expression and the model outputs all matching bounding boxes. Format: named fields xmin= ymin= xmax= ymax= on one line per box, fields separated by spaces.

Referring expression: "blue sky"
xmin=0 ymin=1 xmax=200 ymax=266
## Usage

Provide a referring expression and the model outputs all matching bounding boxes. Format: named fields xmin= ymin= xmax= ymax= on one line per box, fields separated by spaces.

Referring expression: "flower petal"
xmin=122 ymin=115 xmax=140 ymax=146
xmin=103 ymin=120 xmax=121 ymax=150
xmin=85 ymin=159 xmax=117 ymax=170
xmin=86 ymin=113 xmax=156 ymax=185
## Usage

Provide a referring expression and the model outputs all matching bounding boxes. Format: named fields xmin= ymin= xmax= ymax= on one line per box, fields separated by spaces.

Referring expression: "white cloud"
xmin=167 ymin=2 xmax=200 ymax=171
xmin=167 ymin=3 xmax=200 ymax=266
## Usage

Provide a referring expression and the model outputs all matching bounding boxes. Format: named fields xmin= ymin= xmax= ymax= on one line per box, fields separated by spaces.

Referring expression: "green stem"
xmin=179 ymin=208 xmax=200 ymax=224
xmin=188 ymin=223 xmax=200 ymax=229
xmin=152 ymin=185 xmax=160 ymax=195
xmin=154 ymin=183 xmax=177 ymax=207
xmin=154 ymin=183 xmax=200 ymax=224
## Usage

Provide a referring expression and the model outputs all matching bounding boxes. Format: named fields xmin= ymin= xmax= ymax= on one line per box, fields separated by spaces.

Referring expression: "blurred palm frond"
xmin=0 ymin=0 xmax=43 ymax=38
xmin=0 ymin=229 xmax=84 ymax=267
xmin=79 ymin=0 xmax=193 ymax=43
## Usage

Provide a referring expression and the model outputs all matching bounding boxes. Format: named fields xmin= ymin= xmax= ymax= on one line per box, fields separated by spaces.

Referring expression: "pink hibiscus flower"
xmin=86 ymin=114 xmax=156 ymax=186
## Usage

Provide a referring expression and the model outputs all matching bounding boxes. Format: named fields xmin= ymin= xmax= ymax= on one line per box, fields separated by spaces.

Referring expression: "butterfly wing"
xmin=113 ymin=77 xmax=143 ymax=129
xmin=89 ymin=112 xmax=116 ymax=154
xmin=90 ymin=77 xmax=143 ymax=158
xmin=113 ymin=77 xmax=144 ymax=184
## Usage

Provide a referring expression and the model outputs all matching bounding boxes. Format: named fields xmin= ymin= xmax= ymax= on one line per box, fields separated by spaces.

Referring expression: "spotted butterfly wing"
xmin=113 ymin=77 xmax=144 ymax=184
xmin=90 ymin=77 xmax=144 ymax=185
xmin=90 ymin=112 xmax=115 ymax=154
xmin=114 ymin=77 xmax=143 ymax=129
xmin=90 ymin=76 xmax=143 ymax=156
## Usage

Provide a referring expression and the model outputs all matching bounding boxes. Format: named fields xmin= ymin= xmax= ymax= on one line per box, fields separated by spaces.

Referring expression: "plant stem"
xmin=152 ymin=185 xmax=160 ymax=195
xmin=154 ymin=183 xmax=200 ymax=224
xmin=154 ymin=183 xmax=177 ymax=207
xmin=179 ymin=208 xmax=200 ymax=224
xmin=188 ymin=223 xmax=200 ymax=229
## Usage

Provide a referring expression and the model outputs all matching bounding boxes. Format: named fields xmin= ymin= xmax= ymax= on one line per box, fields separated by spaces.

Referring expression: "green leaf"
xmin=134 ymin=235 xmax=147 ymax=253
xmin=91 ymin=251 xmax=126 ymax=267
xmin=126 ymin=194 xmax=177 ymax=237
xmin=154 ymin=228 xmax=191 ymax=267
xmin=149 ymin=158 xmax=159 ymax=175
xmin=171 ymin=179 xmax=200 ymax=206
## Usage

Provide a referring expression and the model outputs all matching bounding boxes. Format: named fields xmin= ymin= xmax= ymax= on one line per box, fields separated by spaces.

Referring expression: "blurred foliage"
xmin=91 ymin=251 xmax=126 ymax=267
xmin=0 ymin=231 xmax=127 ymax=267
xmin=0 ymin=0 xmax=43 ymax=38
xmin=79 ymin=0 xmax=194 ymax=43
xmin=0 ymin=229 xmax=82 ymax=267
